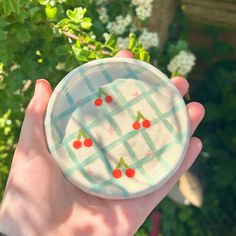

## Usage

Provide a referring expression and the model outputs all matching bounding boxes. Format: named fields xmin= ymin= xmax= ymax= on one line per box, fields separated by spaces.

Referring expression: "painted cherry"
xmin=105 ymin=95 xmax=113 ymax=103
xmin=94 ymin=98 xmax=102 ymax=106
xmin=142 ymin=119 xmax=151 ymax=128
xmin=73 ymin=140 xmax=82 ymax=149
xmin=112 ymin=169 xmax=122 ymax=178
xmin=84 ymin=138 xmax=93 ymax=147
xmin=132 ymin=121 xmax=141 ymax=130
xmin=126 ymin=168 xmax=135 ymax=178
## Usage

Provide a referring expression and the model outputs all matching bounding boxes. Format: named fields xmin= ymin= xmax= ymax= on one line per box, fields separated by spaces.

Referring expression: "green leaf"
xmin=104 ymin=34 xmax=116 ymax=48
xmin=56 ymin=18 xmax=71 ymax=28
xmin=0 ymin=29 xmax=7 ymax=41
xmin=128 ymin=33 xmax=136 ymax=50
xmin=28 ymin=7 xmax=43 ymax=23
xmin=38 ymin=0 xmax=50 ymax=5
xmin=57 ymin=19 xmax=79 ymax=32
xmin=2 ymin=0 xmax=19 ymax=16
xmin=10 ymin=24 xmax=31 ymax=43
xmin=96 ymin=53 xmax=108 ymax=59
xmin=72 ymin=45 xmax=90 ymax=62
xmin=80 ymin=17 xmax=92 ymax=30
xmin=140 ymin=50 xmax=150 ymax=62
xmin=45 ymin=4 xmax=58 ymax=20
xmin=132 ymin=48 xmax=139 ymax=59
xmin=55 ymin=45 xmax=70 ymax=55
xmin=66 ymin=7 xmax=87 ymax=24
xmin=0 ymin=63 xmax=3 ymax=73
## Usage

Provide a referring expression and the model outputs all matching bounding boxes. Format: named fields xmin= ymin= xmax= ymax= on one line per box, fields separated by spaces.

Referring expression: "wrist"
xmin=0 ymin=193 xmax=47 ymax=236
xmin=0 ymin=203 xmax=31 ymax=236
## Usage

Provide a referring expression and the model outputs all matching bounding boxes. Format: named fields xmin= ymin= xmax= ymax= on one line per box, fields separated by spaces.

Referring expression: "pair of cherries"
xmin=73 ymin=139 xmax=92 ymax=149
xmin=112 ymin=168 xmax=135 ymax=178
xmin=94 ymin=88 xmax=113 ymax=106
xmin=132 ymin=111 xmax=151 ymax=130
xmin=73 ymin=129 xmax=93 ymax=149
xmin=112 ymin=157 xmax=135 ymax=179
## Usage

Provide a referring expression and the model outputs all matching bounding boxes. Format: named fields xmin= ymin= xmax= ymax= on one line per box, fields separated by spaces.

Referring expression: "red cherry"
xmin=94 ymin=98 xmax=102 ymax=106
xmin=84 ymin=138 xmax=93 ymax=147
xmin=105 ymin=95 xmax=113 ymax=103
xmin=112 ymin=169 xmax=122 ymax=178
xmin=132 ymin=122 xmax=141 ymax=130
xmin=126 ymin=168 xmax=135 ymax=178
xmin=73 ymin=140 xmax=82 ymax=149
xmin=142 ymin=119 xmax=151 ymax=128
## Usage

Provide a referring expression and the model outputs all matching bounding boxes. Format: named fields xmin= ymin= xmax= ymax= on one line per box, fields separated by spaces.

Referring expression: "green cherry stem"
xmin=116 ymin=157 xmax=129 ymax=169
xmin=77 ymin=129 xmax=88 ymax=140
xmin=98 ymin=88 xmax=108 ymax=97
xmin=98 ymin=88 xmax=102 ymax=98
xmin=137 ymin=111 xmax=146 ymax=121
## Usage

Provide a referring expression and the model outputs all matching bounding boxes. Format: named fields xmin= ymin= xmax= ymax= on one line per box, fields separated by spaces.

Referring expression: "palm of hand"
xmin=0 ymin=51 xmax=204 ymax=236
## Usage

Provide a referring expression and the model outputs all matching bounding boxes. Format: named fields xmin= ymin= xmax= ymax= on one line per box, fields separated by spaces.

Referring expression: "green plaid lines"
xmin=45 ymin=59 xmax=189 ymax=198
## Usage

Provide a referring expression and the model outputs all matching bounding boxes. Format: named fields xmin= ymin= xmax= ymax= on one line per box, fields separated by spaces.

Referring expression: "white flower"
xmin=167 ymin=51 xmax=196 ymax=76
xmin=130 ymin=24 xmax=137 ymax=32
xmin=103 ymin=32 xmax=110 ymax=41
xmin=131 ymin=0 xmax=153 ymax=20
xmin=49 ymin=0 xmax=55 ymax=6
xmin=95 ymin=0 xmax=108 ymax=5
xmin=116 ymin=37 xmax=129 ymax=49
xmin=97 ymin=7 xmax=109 ymax=23
xmin=90 ymin=34 xmax=96 ymax=40
xmin=131 ymin=0 xmax=153 ymax=6
xmin=136 ymin=4 xmax=153 ymax=20
xmin=6 ymin=119 xmax=12 ymax=125
xmin=139 ymin=29 xmax=159 ymax=49
xmin=107 ymin=15 xmax=132 ymax=35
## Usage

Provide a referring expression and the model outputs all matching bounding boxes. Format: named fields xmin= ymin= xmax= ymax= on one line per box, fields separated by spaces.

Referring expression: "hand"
xmin=0 ymin=50 xmax=205 ymax=236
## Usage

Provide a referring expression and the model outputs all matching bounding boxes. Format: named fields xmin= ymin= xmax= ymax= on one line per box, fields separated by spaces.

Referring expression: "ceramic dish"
xmin=44 ymin=58 xmax=190 ymax=199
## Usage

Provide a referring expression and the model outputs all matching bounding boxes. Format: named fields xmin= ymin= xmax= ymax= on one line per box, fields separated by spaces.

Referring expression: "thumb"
xmin=18 ymin=79 xmax=52 ymax=149
xmin=27 ymin=79 xmax=52 ymax=118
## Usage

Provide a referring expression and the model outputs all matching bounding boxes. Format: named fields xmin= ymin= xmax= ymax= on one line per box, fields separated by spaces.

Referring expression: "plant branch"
xmin=62 ymin=31 xmax=112 ymax=56
xmin=63 ymin=31 xmax=78 ymax=40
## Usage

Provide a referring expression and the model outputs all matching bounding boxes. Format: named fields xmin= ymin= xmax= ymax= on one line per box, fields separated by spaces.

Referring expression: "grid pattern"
xmin=45 ymin=59 xmax=189 ymax=198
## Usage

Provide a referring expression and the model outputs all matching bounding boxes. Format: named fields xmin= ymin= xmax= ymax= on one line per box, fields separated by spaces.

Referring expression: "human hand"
xmin=0 ymin=50 xmax=205 ymax=236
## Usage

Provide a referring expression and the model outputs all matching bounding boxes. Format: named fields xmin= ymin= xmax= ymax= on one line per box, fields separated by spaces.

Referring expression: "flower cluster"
xmin=131 ymin=0 xmax=153 ymax=20
xmin=107 ymin=15 xmax=132 ymax=35
xmin=116 ymin=37 xmax=129 ymax=49
xmin=95 ymin=0 xmax=108 ymax=5
xmin=103 ymin=32 xmax=110 ymax=41
xmin=167 ymin=50 xmax=196 ymax=76
xmin=49 ymin=0 xmax=66 ymax=6
xmin=139 ymin=29 xmax=159 ymax=49
xmin=97 ymin=7 xmax=109 ymax=23
xmin=116 ymin=29 xmax=159 ymax=50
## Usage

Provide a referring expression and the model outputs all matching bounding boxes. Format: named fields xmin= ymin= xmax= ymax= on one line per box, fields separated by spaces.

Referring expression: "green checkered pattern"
xmin=44 ymin=58 xmax=189 ymax=199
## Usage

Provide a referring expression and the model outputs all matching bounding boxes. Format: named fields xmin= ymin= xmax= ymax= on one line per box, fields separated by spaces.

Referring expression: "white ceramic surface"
xmin=44 ymin=58 xmax=190 ymax=199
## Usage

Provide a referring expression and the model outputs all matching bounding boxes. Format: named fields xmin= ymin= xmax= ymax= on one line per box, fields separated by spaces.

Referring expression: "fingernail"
xmin=34 ymin=79 xmax=43 ymax=97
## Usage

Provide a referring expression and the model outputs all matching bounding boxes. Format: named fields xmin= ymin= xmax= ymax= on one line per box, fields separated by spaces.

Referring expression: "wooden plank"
xmin=182 ymin=2 xmax=236 ymax=28
xmin=182 ymin=0 xmax=236 ymax=12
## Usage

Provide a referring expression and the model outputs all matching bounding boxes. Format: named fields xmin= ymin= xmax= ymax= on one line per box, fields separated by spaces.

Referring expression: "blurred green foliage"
xmin=0 ymin=1 xmax=236 ymax=236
